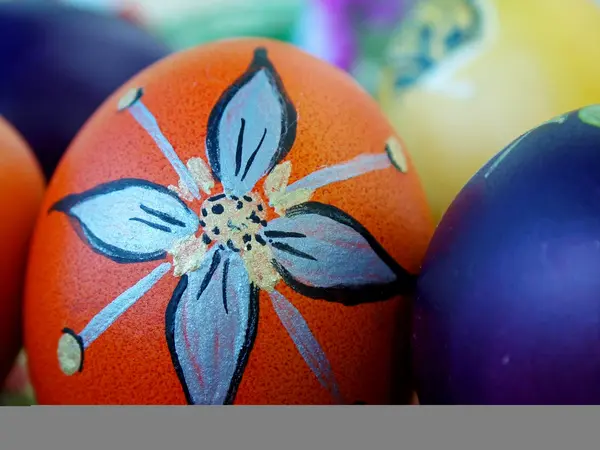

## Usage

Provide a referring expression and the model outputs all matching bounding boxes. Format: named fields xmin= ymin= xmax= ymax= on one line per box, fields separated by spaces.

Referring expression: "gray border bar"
xmin=2 ymin=406 xmax=600 ymax=449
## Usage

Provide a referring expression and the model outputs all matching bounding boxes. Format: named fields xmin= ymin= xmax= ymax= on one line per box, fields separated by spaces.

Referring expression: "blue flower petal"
xmin=165 ymin=247 xmax=259 ymax=405
xmin=206 ymin=47 xmax=297 ymax=196
xmin=51 ymin=179 xmax=199 ymax=263
xmin=264 ymin=202 xmax=415 ymax=305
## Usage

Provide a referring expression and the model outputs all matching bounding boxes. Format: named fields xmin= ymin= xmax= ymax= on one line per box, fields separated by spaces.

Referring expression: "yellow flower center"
xmin=168 ymin=190 xmax=281 ymax=291
xmin=173 ymin=191 xmax=281 ymax=292
xmin=200 ymin=192 xmax=268 ymax=252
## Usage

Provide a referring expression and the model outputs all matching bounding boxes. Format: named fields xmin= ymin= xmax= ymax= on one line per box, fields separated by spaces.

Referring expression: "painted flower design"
xmin=53 ymin=48 xmax=413 ymax=405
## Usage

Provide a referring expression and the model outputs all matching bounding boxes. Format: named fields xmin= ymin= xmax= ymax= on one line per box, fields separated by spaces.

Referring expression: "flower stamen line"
xmin=270 ymin=290 xmax=343 ymax=404
xmin=118 ymin=88 xmax=201 ymax=200
xmin=80 ymin=262 xmax=172 ymax=348
xmin=285 ymin=153 xmax=393 ymax=193
xmin=57 ymin=262 xmax=172 ymax=375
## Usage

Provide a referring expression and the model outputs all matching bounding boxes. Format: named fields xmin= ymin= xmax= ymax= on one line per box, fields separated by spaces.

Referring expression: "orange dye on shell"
xmin=0 ymin=117 xmax=44 ymax=385
xmin=24 ymin=39 xmax=433 ymax=405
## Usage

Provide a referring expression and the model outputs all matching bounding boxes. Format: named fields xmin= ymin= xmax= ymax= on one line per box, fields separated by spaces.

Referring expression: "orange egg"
xmin=0 ymin=117 xmax=44 ymax=385
xmin=24 ymin=38 xmax=433 ymax=405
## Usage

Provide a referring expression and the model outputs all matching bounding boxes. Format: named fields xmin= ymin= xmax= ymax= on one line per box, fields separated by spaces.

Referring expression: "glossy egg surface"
xmin=414 ymin=106 xmax=600 ymax=404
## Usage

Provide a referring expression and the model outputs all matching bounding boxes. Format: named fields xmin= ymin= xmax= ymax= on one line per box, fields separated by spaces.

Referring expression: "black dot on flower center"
xmin=236 ymin=201 xmax=244 ymax=210
xmin=227 ymin=240 xmax=240 ymax=252
xmin=201 ymin=208 xmax=207 ymax=217
xmin=208 ymin=193 xmax=226 ymax=202
xmin=243 ymin=234 xmax=252 ymax=243
xmin=211 ymin=204 xmax=225 ymax=215
xmin=212 ymin=227 xmax=220 ymax=235
xmin=243 ymin=195 xmax=253 ymax=202
xmin=248 ymin=211 xmax=261 ymax=224
xmin=257 ymin=204 xmax=263 ymax=212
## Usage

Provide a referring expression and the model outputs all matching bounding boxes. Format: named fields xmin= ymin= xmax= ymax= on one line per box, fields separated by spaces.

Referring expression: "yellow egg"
xmin=378 ymin=0 xmax=600 ymax=221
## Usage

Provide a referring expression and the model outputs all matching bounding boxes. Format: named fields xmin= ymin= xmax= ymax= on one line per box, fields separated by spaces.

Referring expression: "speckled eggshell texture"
xmin=25 ymin=38 xmax=433 ymax=405
xmin=0 ymin=116 xmax=44 ymax=385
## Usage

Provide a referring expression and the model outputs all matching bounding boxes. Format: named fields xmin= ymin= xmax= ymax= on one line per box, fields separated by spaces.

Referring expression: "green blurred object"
xmin=350 ymin=25 xmax=400 ymax=95
xmin=154 ymin=0 xmax=303 ymax=50
xmin=0 ymin=350 xmax=35 ymax=406
xmin=0 ymin=392 xmax=35 ymax=406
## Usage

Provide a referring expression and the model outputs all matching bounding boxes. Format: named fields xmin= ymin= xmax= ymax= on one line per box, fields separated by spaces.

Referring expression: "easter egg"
xmin=0 ymin=2 xmax=170 ymax=178
xmin=413 ymin=106 xmax=600 ymax=404
xmin=378 ymin=0 xmax=600 ymax=222
xmin=0 ymin=117 xmax=44 ymax=386
xmin=24 ymin=38 xmax=434 ymax=405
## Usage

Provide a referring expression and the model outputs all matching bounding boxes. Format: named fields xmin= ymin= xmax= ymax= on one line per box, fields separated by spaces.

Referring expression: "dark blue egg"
xmin=0 ymin=3 xmax=170 ymax=177
xmin=413 ymin=105 xmax=600 ymax=404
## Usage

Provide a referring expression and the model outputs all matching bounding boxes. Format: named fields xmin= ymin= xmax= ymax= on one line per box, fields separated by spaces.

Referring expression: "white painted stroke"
xmin=286 ymin=153 xmax=391 ymax=193
xmin=79 ymin=262 xmax=172 ymax=348
xmin=270 ymin=290 xmax=343 ymax=404
xmin=129 ymin=102 xmax=201 ymax=200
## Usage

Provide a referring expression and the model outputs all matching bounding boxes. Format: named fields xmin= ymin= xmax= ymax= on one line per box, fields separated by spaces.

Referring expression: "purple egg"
xmin=0 ymin=2 xmax=170 ymax=177
xmin=413 ymin=106 xmax=600 ymax=404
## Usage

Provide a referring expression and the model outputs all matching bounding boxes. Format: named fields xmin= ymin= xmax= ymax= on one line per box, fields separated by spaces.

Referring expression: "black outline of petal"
xmin=205 ymin=47 xmax=297 ymax=185
xmin=50 ymin=178 xmax=197 ymax=264
xmin=270 ymin=201 xmax=417 ymax=306
xmin=164 ymin=250 xmax=260 ymax=405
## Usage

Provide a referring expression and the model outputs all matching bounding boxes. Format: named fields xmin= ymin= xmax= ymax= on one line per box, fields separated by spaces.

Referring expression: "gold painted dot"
xmin=385 ymin=136 xmax=408 ymax=173
xmin=117 ymin=87 xmax=143 ymax=111
xmin=57 ymin=332 xmax=83 ymax=376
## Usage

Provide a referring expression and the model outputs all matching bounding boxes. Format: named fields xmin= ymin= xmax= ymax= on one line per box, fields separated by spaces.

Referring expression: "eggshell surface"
xmin=0 ymin=117 xmax=44 ymax=386
xmin=25 ymin=38 xmax=433 ymax=405
xmin=413 ymin=106 xmax=600 ymax=404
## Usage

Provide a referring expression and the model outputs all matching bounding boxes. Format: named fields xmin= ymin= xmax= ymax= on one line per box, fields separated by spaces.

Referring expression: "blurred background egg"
xmin=377 ymin=0 xmax=600 ymax=221
xmin=0 ymin=116 xmax=44 ymax=389
xmin=413 ymin=106 xmax=600 ymax=404
xmin=25 ymin=38 xmax=433 ymax=405
xmin=293 ymin=0 xmax=412 ymax=94
xmin=0 ymin=1 xmax=171 ymax=178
